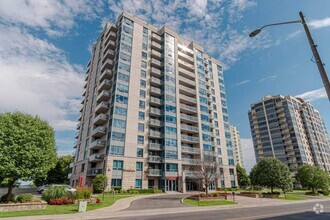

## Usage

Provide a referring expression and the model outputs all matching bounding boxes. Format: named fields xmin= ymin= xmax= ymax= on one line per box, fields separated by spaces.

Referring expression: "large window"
xmin=111 ymin=179 xmax=122 ymax=187
xmin=113 ymin=118 xmax=126 ymax=129
xmin=117 ymin=83 xmax=129 ymax=93
xmin=137 ymin=135 xmax=144 ymax=144
xmin=138 ymin=111 xmax=145 ymax=120
xmin=113 ymin=160 xmax=123 ymax=170
xmin=116 ymin=94 xmax=128 ymax=104
xmin=114 ymin=106 xmax=127 ymax=116
xmin=166 ymin=163 xmax=178 ymax=172
xmin=136 ymin=162 xmax=143 ymax=171
xmin=110 ymin=145 xmax=124 ymax=155
xmin=112 ymin=132 xmax=125 ymax=142
xmin=135 ymin=179 xmax=142 ymax=189
xmin=137 ymin=148 xmax=143 ymax=157
xmin=138 ymin=123 xmax=145 ymax=132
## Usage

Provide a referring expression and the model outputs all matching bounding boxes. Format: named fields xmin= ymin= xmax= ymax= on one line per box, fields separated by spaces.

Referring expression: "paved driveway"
xmin=125 ymin=193 xmax=189 ymax=210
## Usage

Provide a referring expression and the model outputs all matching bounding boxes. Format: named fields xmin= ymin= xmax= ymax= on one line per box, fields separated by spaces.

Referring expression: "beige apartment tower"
xmin=248 ymin=95 xmax=330 ymax=175
xmin=230 ymin=125 xmax=244 ymax=168
xmin=69 ymin=12 xmax=237 ymax=191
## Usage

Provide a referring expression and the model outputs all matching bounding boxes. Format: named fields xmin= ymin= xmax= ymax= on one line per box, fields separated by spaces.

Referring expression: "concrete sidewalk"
xmin=1 ymin=194 xmax=329 ymax=220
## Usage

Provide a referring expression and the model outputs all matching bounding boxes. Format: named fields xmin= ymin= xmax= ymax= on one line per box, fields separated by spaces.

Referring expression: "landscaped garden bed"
xmin=0 ymin=201 xmax=47 ymax=212
xmin=239 ymin=191 xmax=261 ymax=198
xmin=188 ymin=192 xmax=232 ymax=201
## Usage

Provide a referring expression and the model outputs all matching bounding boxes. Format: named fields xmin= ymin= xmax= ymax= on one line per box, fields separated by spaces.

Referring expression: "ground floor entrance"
xmin=166 ymin=179 xmax=178 ymax=191
xmin=186 ymin=181 xmax=199 ymax=191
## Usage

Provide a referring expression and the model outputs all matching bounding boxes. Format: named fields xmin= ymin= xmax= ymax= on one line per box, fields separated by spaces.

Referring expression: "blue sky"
xmin=0 ymin=0 xmax=329 ymax=172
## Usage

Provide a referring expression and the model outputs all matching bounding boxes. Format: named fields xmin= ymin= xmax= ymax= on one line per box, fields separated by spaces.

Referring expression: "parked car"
xmin=37 ymin=184 xmax=76 ymax=194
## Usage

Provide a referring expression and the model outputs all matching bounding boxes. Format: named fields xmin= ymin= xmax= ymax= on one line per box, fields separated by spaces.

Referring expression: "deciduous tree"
xmin=236 ymin=164 xmax=250 ymax=189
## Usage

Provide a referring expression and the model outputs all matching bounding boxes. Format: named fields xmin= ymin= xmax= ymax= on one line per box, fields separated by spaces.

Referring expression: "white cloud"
xmin=241 ymin=138 xmax=256 ymax=173
xmin=259 ymin=75 xmax=277 ymax=82
xmin=286 ymin=30 xmax=302 ymax=40
xmin=297 ymin=87 xmax=327 ymax=101
xmin=228 ymin=0 xmax=257 ymax=22
xmin=0 ymin=25 xmax=84 ymax=131
xmin=0 ymin=0 xmax=104 ymax=36
xmin=310 ymin=17 xmax=330 ymax=29
xmin=233 ymin=79 xmax=250 ymax=87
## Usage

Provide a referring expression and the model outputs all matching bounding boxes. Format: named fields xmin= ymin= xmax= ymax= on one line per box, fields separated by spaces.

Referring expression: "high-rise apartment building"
xmin=248 ymin=95 xmax=330 ymax=175
xmin=230 ymin=125 xmax=244 ymax=168
xmin=69 ymin=12 xmax=237 ymax=192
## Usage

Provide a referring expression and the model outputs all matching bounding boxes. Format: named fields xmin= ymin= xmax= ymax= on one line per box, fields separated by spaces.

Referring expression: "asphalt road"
xmin=125 ymin=194 xmax=188 ymax=210
xmin=110 ymin=200 xmax=330 ymax=220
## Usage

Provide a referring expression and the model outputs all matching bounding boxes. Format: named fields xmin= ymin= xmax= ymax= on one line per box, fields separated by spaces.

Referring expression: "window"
xmin=165 ymin=138 xmax=177 ymax=147
xmin=140 ymin=90 xmax=146 ymax=98
xmin=117 ymin=83 xmax=129 ymax=93
xmin=165 ymin=126 xmax=177 ymax=134
xmin=110 ymin=145 xmax=124 ymax=155
xmin=116 ymin=94 xmax=128 ymax=104
xmin=140 ymin=80 xmax=146 ymax=88
xmin=166 ymin=150 xmax=178 ymax=159
xmin=118 ymin=62 xmax=131 ymax=72
xmin=143 ymin=27 xmax=148 ymax=34
xmin=139 ymin=100 xmax=145 ymax=109
xmin=201 ymin=114 xmax=209 ymax=122
xmin=199 ymin=97 xmax=208 ymax=104
xmin=135 ymin=179 xmax=142 ymax=189
xmin=228 ymin=159 xmax=235 ymax=165
xmin=229 ymin=168 xmax=235 ymax=175
xmin=165 ymin=105 xmax=176 ymax=113
xmin=138 ymin=135 xmax=144 ymax=144
xmin=137 ymin=148 xmax=143 ymax=157
xmin=217 ymin=148 xmax=222 ymax=155
xmin=203 ymin=144 xmax=211 ymax=151
xmin=200 ymin=105 xmax=209 ymax=113
xmin=142 ymin=51 xmax=147 ymax=59
xmin=142 ymin=43 xmax=147 ymax=50
xmin=216 ymin=129 xmax=220 ymax=136
xmin=213 ymin=104 xmax=217 ymax=110
xmin=112 ymin=132 xmax=125 ymax=142
xmin=138 ymin=123 xmax=145 ymax=132
xmin=136 ymin=162 xmax=143 ymax=171
xmin=141 ymin=70 xmax=146 ymax=78
xmin=120 ymin=52 xmax=131 ymax=62
xmin=227 ymin=150 xmax=234 ymax=156
xmin=139 ymin=111 xmax=145 ymax=120
xmin=81 ymin=163 xmax=85 ymax=172
xmin=118 ymin=72 xmax=130 ymax=82
xmin=111 ymin=179 xmax=122 ymax=187
xmin=113 ymin=118 xmax=126 ymax=129
xmin=202 ymin=124 xmax=210 ymax=131
xmin=123 ymin=25 xmax=133 ymax=35
xmin=114 ymin=106 xmax=127 ymax=116
xmin=141 ymin=61 xmax=147 ymax=68
xmin=165 ymin=115 xmax=176 ymax=124
xmin=166 ymin=163 xmax=178 ymax=172
xmin=113 ymin=160 xmax=123 ymax=170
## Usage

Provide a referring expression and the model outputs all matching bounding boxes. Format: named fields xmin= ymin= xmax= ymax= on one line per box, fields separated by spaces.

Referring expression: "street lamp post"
xmin=249 ymin=11 xmax=330 ymax=102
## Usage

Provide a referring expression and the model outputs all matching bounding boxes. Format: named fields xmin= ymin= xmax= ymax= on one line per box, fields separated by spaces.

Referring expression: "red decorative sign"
xmin=166 ymin=177 xmax=178 ymax=180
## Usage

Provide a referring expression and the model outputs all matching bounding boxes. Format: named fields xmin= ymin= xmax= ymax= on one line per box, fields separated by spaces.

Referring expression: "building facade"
xmin=230 ymin=125 xmax=244 ymax=168
xmin=248 ymin=95 xmax=330 ymax=175
xmin=69 ymin=12 xmax=237 ymax=191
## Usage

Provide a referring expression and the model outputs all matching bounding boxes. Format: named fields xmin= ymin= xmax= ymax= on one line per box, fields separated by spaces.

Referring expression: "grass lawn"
xmin=0 ymin=193 xmax=135 ymax=218
xmin=183 ymin=198 xmax=236 ymax=206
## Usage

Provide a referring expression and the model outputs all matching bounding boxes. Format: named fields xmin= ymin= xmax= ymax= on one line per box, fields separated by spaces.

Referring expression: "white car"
xmin=37 ymin=184 xmax=76 ymax=194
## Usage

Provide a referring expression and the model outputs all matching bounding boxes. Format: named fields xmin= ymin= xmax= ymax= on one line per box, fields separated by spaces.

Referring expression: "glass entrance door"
xmin=166 ymin=179 xmax=178 ymax=191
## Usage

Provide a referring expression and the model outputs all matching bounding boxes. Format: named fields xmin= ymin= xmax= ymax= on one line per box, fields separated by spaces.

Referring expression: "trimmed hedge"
xmin=16 ymin=194 xmax=33 ymax=203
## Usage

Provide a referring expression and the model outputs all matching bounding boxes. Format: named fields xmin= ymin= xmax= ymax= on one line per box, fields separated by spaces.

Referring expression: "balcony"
xmin=85 ymin=73 xmax=89 ymax=81
xmin=73 ymin=141 xmax=78 ymax=148
xmin=101 ymin=59 xmax=114 ymax=72
xmin=93 ymin=113 xmax=108 ymax=125
xmin=151 ymin=41 xmax=162 ymax=51
xmin=179 ymin=76 xmax=195 ymax=87
xmin=100 ymin=70 xmax=112 ymax=81
xmin=178 ymin=44 xmax=193 ymax=55
xmin=150 ymin=77 xmax=162 ymax=87
xmin=181 ymin=124 xmax=199 ymax=133
xmin=178 ymin=51 xmax=194 ymax=63
xmin=181 ymin=134 xmax=199 ymax=143
xmin=149 ymin=143 xmax=163 ymax=151
xmin=150 ymin=67 xmax=162 ymax=78
xmin=182 ymin=158 xmax=200 ymax=165
xmin=78 ymin=114 xmax=82 ymax=121
xmin=104 ymin=31 xmax=116 ymax=45
xmin=150 ymin=119 xmax=163 ymax=127
xmin=149 ymin=130 xmax=163 ymax=138
xmin=148 ymin=156 xmax=162 ymax=163
xmin=165 ymin=171 xmax=178 ymax=176
xmin=98 ymin=79 xmax=112 ymax=91
xmin=179 ymin=94 xmax=196 ymax=105
xmin=88 ymin=153 xmax=104 ymax=162
xmin=180 ymin=103 xmax=197 ymax=114
xmin=150 ymin=87 xmax=162 ymax=96
xmin=150 ymin=58 xmax=162 ymax=69
xmin=179 ymin=85 xmax=196 ymax=96
xmin=287 ymin=152 xmax=295 ymax=157
xmin=150 ymin=97 xmax=163 ymax=106
xmin=104 ymin=39 xmax=116 ymax=51
xmin=178 ymin=60 xmax=194 ymax=72
xmin=150 ymin=107 xmax=163 ymax=116
xmin=76 ymin=122 xmax=81 ymax=130
xmin=151 ymin=50 xmax=162 ymax=60
xmin=148 ymin=169 xmax=163 ymax=176
xmin=103 ymin=50 xmax=115 ymax=62
xmin=90 ymin=140 xmax=106 ymax=150
xmin=96 ymin=90 xmax=111 ymax=102
xmin=95 ymin=102 xmax=109 ymax=113
xmin=75 ymin=131 xmax=79 ymax=139
xmin=181 ymin=146 xmax=200 ymax=154
xmin=203 ymin=151 xmax=217 ymax=156
xmin=180 ymin=113 xmax=198 ymax=123
xmin=92 ymin=126 xmax=107 ymax=137
xmin=151 ymin=33 xmax=162 ymax=43
xmin=87 ymin=168 xmax=103 ymax=176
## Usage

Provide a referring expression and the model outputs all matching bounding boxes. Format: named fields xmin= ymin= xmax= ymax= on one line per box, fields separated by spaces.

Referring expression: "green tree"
xmin=0 ymin=112 xmax=57 ymax=201
xmin=34 ymin=155 xmax=73 ymax=186
xmin=236 ymin=164 xmax=250 ymax=189
xmin=296 ymin=164 xmax=330 ymax=194
xmin=250 ymin=158 xmax=292 ymax=193
xmin=92 ymin=174 xmax=108 ymax=193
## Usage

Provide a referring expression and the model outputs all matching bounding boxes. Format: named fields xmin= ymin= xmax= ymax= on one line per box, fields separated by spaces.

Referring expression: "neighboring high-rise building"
xmin=69 ymin=12 xmax=237 ymax=192
xmin=248 ymin=95 xmax=330 ymax=175
xmin=230 ymin=125 xmax=244 ymax=168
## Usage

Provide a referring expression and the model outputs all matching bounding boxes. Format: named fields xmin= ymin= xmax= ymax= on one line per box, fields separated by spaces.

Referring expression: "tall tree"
xmin=236 ymin=164 xmax=250 ymax=189
xmin=0 ymin=112 xmax=57 ymax=201
xmin=296 ymin=164 xmax=330 ymax=194
xmin=193 ymin=158 xmax=218 ymax=196
xmin=250 ymin=158 xmax=292 ymax=193
xmin=34 ymin=155 xmax=73 ymax=186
